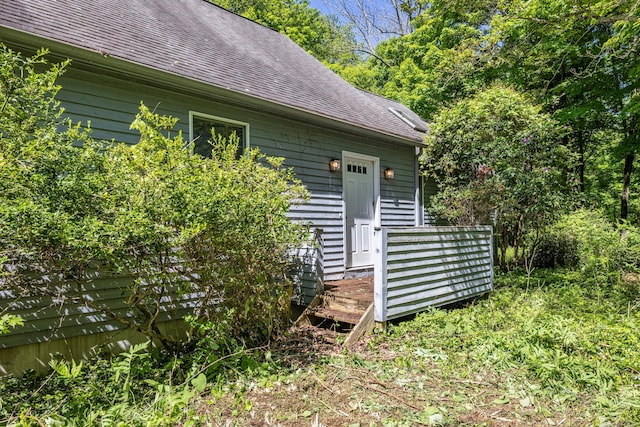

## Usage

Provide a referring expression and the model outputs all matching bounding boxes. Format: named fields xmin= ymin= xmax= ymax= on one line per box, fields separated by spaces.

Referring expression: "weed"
xmin=376 ymin=269 xmax=640 ymax=424
xmin=1 ymin=342 xmax=203 ymax=426
xmin=2 ymin=269 xmax=639 ymax=425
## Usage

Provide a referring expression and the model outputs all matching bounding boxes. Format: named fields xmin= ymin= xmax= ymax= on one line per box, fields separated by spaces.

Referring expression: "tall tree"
xmin=337 ymin=0 xmax=640 ymax=223
xmin=487 ymin=0 xmax=640 ymax=222
xmin=333 ymin=0 xmax=494 ymax=120
xmin=324 ymin=0 xmax=426 ymax=55
xmin=423 ymin=86 xmax=574 ymax=269
xmin=210 ymin=0 xmax=359 ymax=64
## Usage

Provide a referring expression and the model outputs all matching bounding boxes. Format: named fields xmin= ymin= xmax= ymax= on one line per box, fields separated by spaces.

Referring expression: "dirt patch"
xmin=191 ymin=326 xmax=585 ymax=426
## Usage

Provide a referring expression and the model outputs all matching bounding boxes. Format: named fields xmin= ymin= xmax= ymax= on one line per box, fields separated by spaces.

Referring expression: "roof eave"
xmin=0 ymin=26 xmax=426 ymax=148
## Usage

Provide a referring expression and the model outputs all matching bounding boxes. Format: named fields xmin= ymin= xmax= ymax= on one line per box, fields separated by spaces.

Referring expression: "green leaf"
xmin=519 ymin=396 xmax=533 ymax=407
xmin=190 ymin=373 xmax=208 ymax=392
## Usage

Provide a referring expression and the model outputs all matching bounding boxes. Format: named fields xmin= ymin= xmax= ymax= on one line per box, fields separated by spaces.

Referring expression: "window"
xmin=189 ymin=112 xmax=249 ymax=159
xmin=347 ymin=162 xmax=368 ymax=175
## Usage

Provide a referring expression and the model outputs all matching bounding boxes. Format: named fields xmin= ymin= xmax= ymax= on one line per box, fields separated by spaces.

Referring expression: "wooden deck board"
xmin=311 ymin=307 xmax=363 ymax=325
xmin=324 ymin=276 xmax=374 ymax=304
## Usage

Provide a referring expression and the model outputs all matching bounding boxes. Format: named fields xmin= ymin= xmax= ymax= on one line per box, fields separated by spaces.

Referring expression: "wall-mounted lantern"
xmin=384 ymin=168 xmax=395 ymax=180
xmin=329 ymin=159 xmax=341 ymax=172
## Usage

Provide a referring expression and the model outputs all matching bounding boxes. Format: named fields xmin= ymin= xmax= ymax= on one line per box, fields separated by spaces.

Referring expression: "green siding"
xmin=0 ymin=270 xmax=193 ymax=349
xmin=56 ymin=69 xmax=420 ymax=303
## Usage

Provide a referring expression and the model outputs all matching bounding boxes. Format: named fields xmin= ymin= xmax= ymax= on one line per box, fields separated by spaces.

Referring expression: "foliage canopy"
xmin=329 ymin=0 xmax=640 ymax=228
xmin=210 ymin=0 xmax=359 ymax=65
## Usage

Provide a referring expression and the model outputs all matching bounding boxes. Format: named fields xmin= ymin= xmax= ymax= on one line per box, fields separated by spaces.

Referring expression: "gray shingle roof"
xmin=0 ymin=0 xmax=427 ymax=144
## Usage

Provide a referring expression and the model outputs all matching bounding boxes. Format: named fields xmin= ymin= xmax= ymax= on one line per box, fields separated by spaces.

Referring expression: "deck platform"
xmin=324 ymin=277 xmax=373 ymax=307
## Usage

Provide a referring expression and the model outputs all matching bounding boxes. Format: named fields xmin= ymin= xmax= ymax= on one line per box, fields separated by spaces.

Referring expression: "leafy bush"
xmin=0 ymin=256 xmax=23 ymax=335
xmin=0 ymin=314 xmax=23 ymax=335
xmin=0 ymin=331 xmax=290 ymax=425
xmin=422 ymin=86 xmax=576 ymax=270
xmin=533 ymin=232 xmax=579 ymax=269
xmin=103 ymin=106 xmax=310 ymax=348
xmin=0 ymin=44 xmax=310 ymax=352
xmin=537 ymin=209 xmax=640 ymax=278
xmin=1 ymin=342 xmax=196 ymax=425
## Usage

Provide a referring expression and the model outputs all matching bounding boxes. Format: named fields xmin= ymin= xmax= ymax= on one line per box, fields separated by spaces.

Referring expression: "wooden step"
xmin=292 ymin=324 xmax=349 ymax=348
xmin=312 ymin=306 xmax=364 ymax=325
xmin=294 ymin=275 xmax=374 ymax=332
xmin=325 ymin=277 xmax=373 ymax=297
xmin=293 ymin=302 xmax=376 ymax=349
xmin=323 ymin=277 xmax=373 ymax=314
xmin=321 ymin=293 xmax=371 ymax=312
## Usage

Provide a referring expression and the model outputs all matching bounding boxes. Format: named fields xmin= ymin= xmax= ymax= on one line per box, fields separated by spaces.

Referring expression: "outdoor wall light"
xmin=384 ymin=168 xmax=395 ymax=180
xmin=329 ymin=159 xmax=341 ymax=172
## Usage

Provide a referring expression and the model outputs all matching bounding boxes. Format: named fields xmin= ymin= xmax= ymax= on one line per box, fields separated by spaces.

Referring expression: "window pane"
xmin=192 ymin=116 xmax=244 ymax=158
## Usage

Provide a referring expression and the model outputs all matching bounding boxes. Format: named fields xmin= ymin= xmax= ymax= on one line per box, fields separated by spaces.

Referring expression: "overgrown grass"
xmin=2 ymin=269 xmax=639 ymax=426
xmin=0 ymin=339 xmax=285 ymax=426
xmin=374 ymin=269 xmax=640 ymax=424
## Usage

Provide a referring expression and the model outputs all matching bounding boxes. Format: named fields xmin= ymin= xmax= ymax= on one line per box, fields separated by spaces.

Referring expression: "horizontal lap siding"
xmin=252 ymin=129 xmax=344 ymax=301
xmin=0 ymin=273 xmax=195 ymax=349
xmin=55 ymin=69 xmax=419 ymax=305
xmin=280 ymin=134 xmax=416 ymax=302
xmin=384 ymin=226 xmax=493 ymax=320
xmin=57 ymin=76 xmax=190 ymax=144
xmin=381 ymin=155 xmax=416 ymax=227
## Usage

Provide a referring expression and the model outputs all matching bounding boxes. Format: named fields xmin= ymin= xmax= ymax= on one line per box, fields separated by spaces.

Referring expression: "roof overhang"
xmin=1 ymin=26 xmax=426 ymax=148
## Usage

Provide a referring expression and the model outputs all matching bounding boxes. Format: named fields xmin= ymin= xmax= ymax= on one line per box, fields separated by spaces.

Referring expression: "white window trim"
xmin=188 ymin=111 xmax=251 ymax=151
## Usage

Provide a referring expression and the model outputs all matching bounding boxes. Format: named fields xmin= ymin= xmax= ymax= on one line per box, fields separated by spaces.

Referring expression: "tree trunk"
xmin=577 ymin=130 xmax=585 ymax=193
xmin=621 ymin=152 xmax=634 ymax=222
xmin=498 ymin=226 xmax=509 ymax=271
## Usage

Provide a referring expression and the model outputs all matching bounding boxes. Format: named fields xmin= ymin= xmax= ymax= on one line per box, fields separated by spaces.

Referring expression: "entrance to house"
xmin=344 ymin=153 xmax=378 ymax=268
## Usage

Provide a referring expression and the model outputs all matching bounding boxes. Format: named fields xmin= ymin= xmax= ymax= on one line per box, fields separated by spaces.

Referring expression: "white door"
xmin=345 ymin=157 xmax=375 ymax=267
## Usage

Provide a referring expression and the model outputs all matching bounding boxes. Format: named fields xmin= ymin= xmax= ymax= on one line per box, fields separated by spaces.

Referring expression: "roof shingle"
xmin=0 ymin=0 xmax=427 ymax=143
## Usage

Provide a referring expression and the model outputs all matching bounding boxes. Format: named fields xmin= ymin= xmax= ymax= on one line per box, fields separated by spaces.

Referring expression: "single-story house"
xmin=0 ymin=0 xmax=493 ymax=374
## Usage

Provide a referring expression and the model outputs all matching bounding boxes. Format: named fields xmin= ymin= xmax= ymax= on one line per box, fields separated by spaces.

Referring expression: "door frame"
xmin=342 ymin=151 xmax=381 ymax=269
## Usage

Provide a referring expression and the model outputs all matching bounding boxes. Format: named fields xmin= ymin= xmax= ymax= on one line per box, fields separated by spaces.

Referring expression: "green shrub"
xmin=536 ymin=209 xmax=640 ymax=277
xmin=533 ymin=232 xmax=579 ymax=268
xmin=1 ymin=342 xmax=198 ymax=425
xmin=422 ymin=86 xmax=576 ymax=270
xmin=0 ymin=256 xmax=23 ymax=335
xmin=0 ymin=44 xmax=310 ymax=351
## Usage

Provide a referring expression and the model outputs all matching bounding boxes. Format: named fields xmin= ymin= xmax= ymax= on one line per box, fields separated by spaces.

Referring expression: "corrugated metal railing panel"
xmin=375 ymin=226 xmax=493 ymax=322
